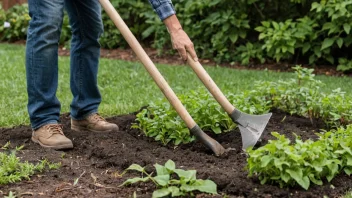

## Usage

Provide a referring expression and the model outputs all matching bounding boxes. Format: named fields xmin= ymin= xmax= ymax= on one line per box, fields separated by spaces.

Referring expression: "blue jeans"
xmin=26 ymin=0 xmax=104 ymax=129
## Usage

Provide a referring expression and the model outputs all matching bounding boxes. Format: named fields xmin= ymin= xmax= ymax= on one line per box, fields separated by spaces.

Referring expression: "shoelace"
xmin=46 ymin=124 xmax=64 ymax=135
xmin=90 ymin=114 xmax=106 ymax=122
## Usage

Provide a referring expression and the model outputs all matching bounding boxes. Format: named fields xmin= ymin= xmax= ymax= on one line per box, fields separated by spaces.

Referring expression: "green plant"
xmin=337 ymin=58 xmax=352 ymax=72
xmin=121 ymin=160 xmax=217 ymax=198
xmin=247 ymin=125 xmax=352 ymax=190
xmin=59 ymin=13 xmax=71 ymax=46
xmin=254 ymin=66 xmax=352 ymax=128
xmin=4 ymin=191 xmax=16 ymax=198
xmin=135 ymin=65 xmax=351 ymax=146
xmin=0 ymin=4 xmax=30 ymax=41
xmin=255 ymin=17 xmax=319 ymax=63
xmin=0 ymin=142 xmax=61 ymax=185
xmin=0 ymin=5 xmax=6 ymax=33
xmin=256 ymin=20 xmax=297 ymax=62
xmin=134 ymin=90 xmax=231 ymax=145
xmin=3 ymin=0 xmax=352 ymax=68
xmin=133 ymin=89 xmax=270 ymax=145
xmin=235 ymin=42 xmax=265 ymax=65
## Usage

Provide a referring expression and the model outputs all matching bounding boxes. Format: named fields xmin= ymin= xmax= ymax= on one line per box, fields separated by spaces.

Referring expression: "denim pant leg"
xmin=26 ymin=0 xmax=65 ymax=129
xmin=65 ymin=0 xmax=104 ymax=120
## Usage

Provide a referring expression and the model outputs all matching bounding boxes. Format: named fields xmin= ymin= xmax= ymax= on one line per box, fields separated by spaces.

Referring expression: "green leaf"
xmin=299 ymin=176 xmax=310 ymax=190
xmin=311 ymin=2 xmax=320 ymax=11
xmin=344 ymin=167 xmax=352 ymax=176
xmin=211 ymin=126 xmax=222 ymax=134
xmin=321 ymin=38 xmax=335 ymax=50
xmin=153 ymin=175 xmax=170 ymax=186
xmin=255 ymin=26 xmax=265 ymax=32
xmin=344 ymin=24 xmax=351 ymax=34
xmin=309 ymin=55 xmax=316 ymax=64
xmin=229 ymin=34 xmax=238 ymax=43
xmin=261 ymin=21 xmax=271 ymax=28
xmin=302 ymin=43 xmax=311 ymax=54
xmin=261 ymin=156 xmax=273 ymax=167
xmin=168 ymin=186 xmax=183 ymax=197
xmin=152 ymin=188 xmax=171 ymax=198
xmin=325 ymin=55 xmax=334 ymax=64
xmin=126 ymin=164 xmax=145 ymax=172
xmin=120 ymin=177 xmax=150 ymax=186
xmin=155 ymin=164 xmax=169 ymax=176
xmin=181 ymin=179 xmax=218 ymax=194
xmin=337 ymin=38 xmax=344 ymax=48
xmin=309 ymin=174 xmax=323 ymax=185
xmin=286 ymin=168 xmax=303 ymax=184
xmin=327 ymin=162 xmax=339 ymax=182
xmin=152 ymin=186 xmax=183 ymax=198
xmin=258 ymin=33 xmax=266 ymax=40
xmin=174 ymin=169 xmax=197 ymax=182
xmin=164 ymin=160 xmax=176 ymax=172
xmin=281 ymin=172 xmax=290 ymax=183
xmin=272 ymin=22 xmax=280 ymax=30
xmin=346 ymin=155 xmax=352 ymax=166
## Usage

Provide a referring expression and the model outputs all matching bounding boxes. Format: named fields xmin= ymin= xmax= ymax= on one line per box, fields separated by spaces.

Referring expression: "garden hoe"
xmin=185 ymin=55 xmax=272 ymax=149
xmin=99 ymin=0 xmax=226 ymax=156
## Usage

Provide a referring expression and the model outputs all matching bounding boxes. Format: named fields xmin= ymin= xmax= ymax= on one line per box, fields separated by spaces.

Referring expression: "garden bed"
xmin=0 ymin=109 xmax=352 ymax=197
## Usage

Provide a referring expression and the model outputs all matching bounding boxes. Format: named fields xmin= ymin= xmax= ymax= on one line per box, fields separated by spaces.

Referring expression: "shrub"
xmin=0 ymin=4 xmax=30 ymax=41
xmin=247 ymin=125 xmax=352 ymax=190
xmin=3 ymin=1 xmax=352 ymax=69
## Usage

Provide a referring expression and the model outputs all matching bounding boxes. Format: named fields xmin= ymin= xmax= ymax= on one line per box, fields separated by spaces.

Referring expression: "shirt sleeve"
xmin=148 ymin=0 xmax=176 ymax=21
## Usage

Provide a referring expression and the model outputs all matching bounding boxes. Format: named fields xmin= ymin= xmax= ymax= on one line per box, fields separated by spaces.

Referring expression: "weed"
xmin=0 ymin=143 xmax=61 ymax=185
xmin=4 ymin=191 xmax=16 ymax=198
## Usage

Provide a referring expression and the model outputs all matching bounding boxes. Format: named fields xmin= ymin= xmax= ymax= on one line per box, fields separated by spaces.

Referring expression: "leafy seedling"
xmin=121 ymin=160 xmax=218 ymax=198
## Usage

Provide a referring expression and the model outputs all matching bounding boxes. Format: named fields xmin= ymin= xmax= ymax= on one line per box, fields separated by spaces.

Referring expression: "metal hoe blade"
xmin=230 ymin=109 xmax=272 ymax=149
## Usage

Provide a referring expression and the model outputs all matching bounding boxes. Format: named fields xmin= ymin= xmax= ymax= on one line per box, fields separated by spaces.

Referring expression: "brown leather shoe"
xmin=32 ymin=124 xmax=73 ymax=149
xmin=71 ymin=113 xmax=119 ymax=133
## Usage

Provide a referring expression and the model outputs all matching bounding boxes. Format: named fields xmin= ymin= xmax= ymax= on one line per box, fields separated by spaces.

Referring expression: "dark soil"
xmin=0 ymin=110 xmax=351 ymax=198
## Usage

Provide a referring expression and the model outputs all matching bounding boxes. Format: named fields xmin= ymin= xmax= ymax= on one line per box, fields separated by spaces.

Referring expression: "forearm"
xmin=148 ymin=0 xmax=198 ymax=61
xmin=163 ymin=14 xmax=182 ymax=33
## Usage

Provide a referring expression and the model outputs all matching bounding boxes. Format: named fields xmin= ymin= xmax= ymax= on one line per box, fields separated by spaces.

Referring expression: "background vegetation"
xmin=1 ymin=1 xmax=352 ymax=71
xmin=1 ymin=44 xmax=351 ymax=127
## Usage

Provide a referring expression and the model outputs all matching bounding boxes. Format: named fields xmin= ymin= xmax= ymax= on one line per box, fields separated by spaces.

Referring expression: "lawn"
xmin=0 ymin=43 xmax=351 ymax=127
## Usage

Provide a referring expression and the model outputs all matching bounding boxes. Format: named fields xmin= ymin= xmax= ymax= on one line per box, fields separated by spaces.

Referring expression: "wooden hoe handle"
xmin=99 ymin=0 xmax=227 ymax=156
xmin=187 ymin=54 xmax=235 ymax=114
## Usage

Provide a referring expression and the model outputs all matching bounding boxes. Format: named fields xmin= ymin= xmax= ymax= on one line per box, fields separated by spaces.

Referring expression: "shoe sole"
xmin=71 ymin=125 xmax=119 ymax=133
xmin=31 ymin=137 xmax=73 ymax=150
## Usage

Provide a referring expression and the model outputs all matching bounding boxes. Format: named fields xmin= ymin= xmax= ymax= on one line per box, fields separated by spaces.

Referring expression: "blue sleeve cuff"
xmin=149 ymin=0 xmax=176 ymax=21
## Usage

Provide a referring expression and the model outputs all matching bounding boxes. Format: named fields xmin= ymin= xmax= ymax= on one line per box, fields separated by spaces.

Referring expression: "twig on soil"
xmin=101 ymin=169 xmax=110 ymax=175
xmin=90 ymin=172 xmax=117 ymax=189
xmin=20 ymin=192 xmax=34 ymax=196
xmin=73 ymin=170 xmax=86 ymax=186
xmin=55 ymin=182 xmax=73 ymax=192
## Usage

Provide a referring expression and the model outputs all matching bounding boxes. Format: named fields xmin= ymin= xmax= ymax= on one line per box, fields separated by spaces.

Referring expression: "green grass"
xmin=0 ymin=43 xmax=351 ymax=127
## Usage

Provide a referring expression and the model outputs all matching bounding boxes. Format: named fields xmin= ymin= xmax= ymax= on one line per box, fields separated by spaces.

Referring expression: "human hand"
xmin=170 ymin=28 xmax=198 ymax=62
xmin=163 ymin=14 xmax=198 ymax=62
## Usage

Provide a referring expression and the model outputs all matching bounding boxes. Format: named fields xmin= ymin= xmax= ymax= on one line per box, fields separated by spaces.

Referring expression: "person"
xmin=26 ymin=0 xmax=198 ymax=149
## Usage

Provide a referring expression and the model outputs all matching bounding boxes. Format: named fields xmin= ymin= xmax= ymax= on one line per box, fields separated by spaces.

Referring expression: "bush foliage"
xmin=1 ymin=1 xmax=352 ymax=70
xmin=247 ymin=125 xmax=352 ymax=190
